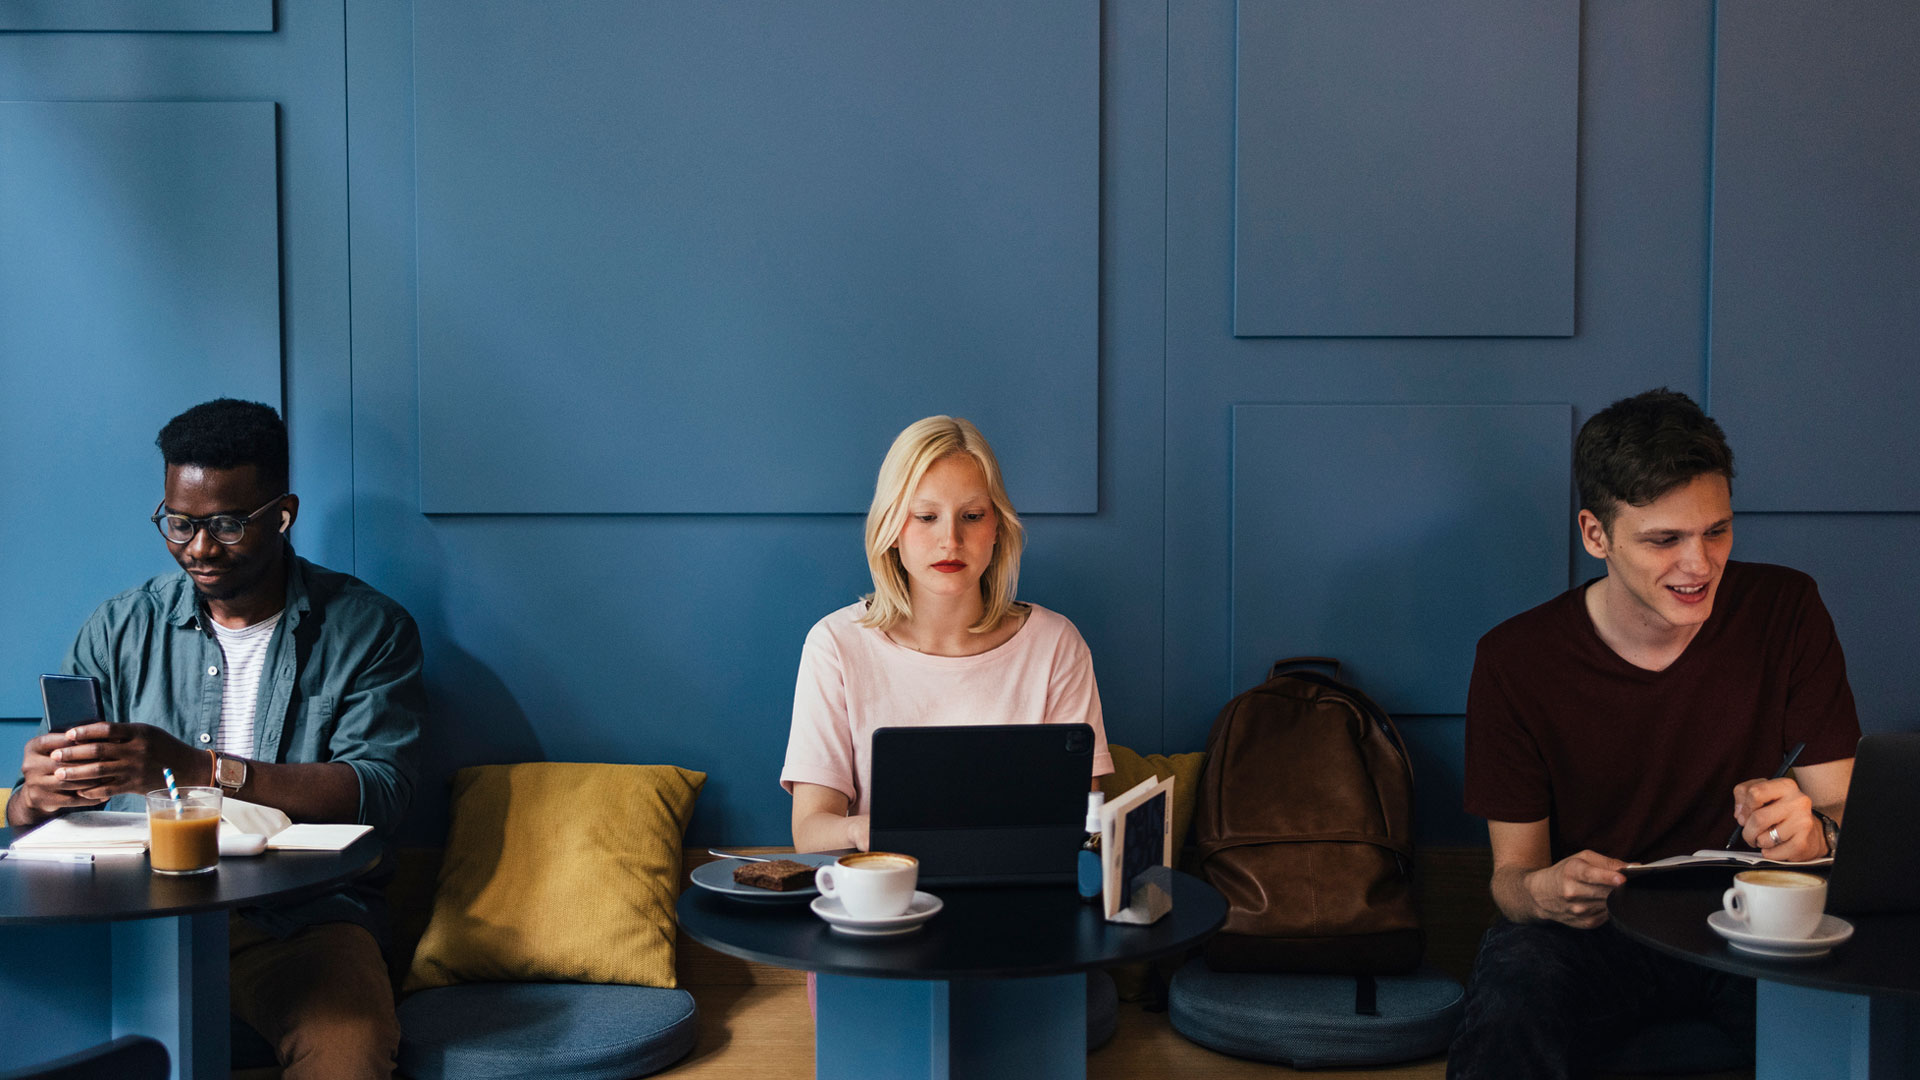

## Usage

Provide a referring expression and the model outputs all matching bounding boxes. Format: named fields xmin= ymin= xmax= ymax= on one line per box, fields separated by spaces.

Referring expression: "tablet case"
xmin=1826 ymin=732 xmax=1920 ymax=915
xmin=868 ymin=723 xmax=1094 ymax=887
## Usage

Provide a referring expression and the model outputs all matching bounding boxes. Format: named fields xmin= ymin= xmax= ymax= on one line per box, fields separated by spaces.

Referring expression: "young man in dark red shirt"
xmin=1450 ymin=389 xmax=1857 ymax=1079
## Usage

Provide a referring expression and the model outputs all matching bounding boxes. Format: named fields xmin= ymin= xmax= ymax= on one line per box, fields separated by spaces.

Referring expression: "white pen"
xmin=1 ymin=849 xmax=95 ymax=864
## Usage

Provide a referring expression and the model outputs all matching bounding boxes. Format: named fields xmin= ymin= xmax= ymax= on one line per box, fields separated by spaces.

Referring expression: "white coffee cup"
xmin=1722 ymin=869 xmax=1827 ymax=939
xmin=814 ymin=851 xmax=919 ymax=919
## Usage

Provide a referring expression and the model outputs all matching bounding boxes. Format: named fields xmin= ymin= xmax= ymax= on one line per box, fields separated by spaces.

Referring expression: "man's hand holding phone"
xmin=46 ymin=722 xmax=205 ymax=802
xmin=9 ymin=728 xmax=111 ymax=826
xmin=9 ymin=723 xmax=205 ymax=828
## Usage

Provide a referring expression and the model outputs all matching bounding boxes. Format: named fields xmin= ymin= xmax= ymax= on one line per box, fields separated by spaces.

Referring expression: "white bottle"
xmin=1077 ymin=791 xmax=1106 ymax=903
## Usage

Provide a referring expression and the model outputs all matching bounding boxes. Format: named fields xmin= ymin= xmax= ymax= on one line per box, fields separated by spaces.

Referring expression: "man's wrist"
xmin=1813 ymin=809 xmax=1840 ymax=857
xmin=7 ymin=785 xmax=50 ymax=829
xmin=1492 ymin=864 xmax=1540 ymax=922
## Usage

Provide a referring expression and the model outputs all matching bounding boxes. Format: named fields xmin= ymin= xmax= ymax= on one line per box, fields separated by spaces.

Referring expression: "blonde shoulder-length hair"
xmin=859 ymin=415 xmax=1025 ymax=634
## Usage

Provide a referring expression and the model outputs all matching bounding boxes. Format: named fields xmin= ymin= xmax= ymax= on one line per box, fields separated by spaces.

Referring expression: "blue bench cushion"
xmin=398 ymin=982 xmax=698 ymax=1080
xmin=1168 ymin=958 xmax=1463 ymax=1068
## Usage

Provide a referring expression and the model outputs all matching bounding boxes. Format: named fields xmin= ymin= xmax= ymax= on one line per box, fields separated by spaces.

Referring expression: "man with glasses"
xmin=6 ymin=398 xmax=424 ymax=1080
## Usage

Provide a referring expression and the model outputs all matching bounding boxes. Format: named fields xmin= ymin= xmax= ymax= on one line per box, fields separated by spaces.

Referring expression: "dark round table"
xmin=0 ymin=827 xmax=382 ymax=925
xmin=1611 ymin=868 xmax=1920 ymax=1080
xmin=1 ymin=826 xmax=383 ymax=1079
xmin=679 ymin=869 xmax=1227 ymax=1080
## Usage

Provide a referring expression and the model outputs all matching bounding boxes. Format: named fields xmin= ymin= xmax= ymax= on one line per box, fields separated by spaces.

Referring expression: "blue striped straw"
xmin=163 ymin=767 xmax=181 ymax=801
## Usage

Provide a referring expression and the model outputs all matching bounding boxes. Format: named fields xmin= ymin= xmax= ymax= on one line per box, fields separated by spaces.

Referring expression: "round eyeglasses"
xmin=150 ymin=494 xmax=289 ymax=546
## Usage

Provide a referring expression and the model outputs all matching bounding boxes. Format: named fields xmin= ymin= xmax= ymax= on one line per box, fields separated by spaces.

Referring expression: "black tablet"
xmin=1826 ymin=732 xmax=1920 ymax=915
xmin=868 ymin=723 xmax=1095 ymax=887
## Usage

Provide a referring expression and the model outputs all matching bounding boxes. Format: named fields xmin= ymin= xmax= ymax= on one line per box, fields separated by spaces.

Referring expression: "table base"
xmin=0 ymin=912 xmax=227 ymax=1080
xmin=816 ymin=972 xmax=1086 ymax=1080
xmin=1756 ymin=982 xmax=1918 ymax=1080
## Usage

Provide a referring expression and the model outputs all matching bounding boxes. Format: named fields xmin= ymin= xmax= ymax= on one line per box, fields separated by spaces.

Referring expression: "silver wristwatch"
xmin=214 ymin=752 xmax=248 ymax=793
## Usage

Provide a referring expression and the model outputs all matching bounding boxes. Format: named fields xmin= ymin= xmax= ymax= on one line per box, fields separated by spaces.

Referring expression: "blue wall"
xmin=4 ymin=0 xmax=1916 ymax=849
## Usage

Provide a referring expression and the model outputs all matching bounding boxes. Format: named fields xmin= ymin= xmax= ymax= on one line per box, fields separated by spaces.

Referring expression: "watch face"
xmin=218 ymin=756 xmax=245 ymax=788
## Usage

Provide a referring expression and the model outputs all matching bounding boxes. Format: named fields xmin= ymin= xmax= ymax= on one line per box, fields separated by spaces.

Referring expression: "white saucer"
xmin=1707 ymin=911 xmax=1853 ymax=959
xmin=810 ymin=891 xmax=943 ymax=936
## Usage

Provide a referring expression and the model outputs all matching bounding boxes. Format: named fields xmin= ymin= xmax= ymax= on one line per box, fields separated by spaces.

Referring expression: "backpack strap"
xmin=1269 ymin=656 xmax=1341 ymax=681
xmin=1354 ymin=974 xmax=1379 ymax=1016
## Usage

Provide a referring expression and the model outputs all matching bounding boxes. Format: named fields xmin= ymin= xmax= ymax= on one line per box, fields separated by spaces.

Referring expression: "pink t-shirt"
xmin=780 ymin=600 xmax=1114 ymax=814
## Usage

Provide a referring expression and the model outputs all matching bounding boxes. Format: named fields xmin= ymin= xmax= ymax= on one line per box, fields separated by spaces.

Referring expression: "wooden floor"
xmin=240 ymin=980 xmax=1758 ymax=1079
xmin=665 ymin=982 xmax=1453 ymax=1080
xmin=666 ymin=983 xmax=1755 ymax=1080
xmin=670 ymin=984 xmax=813 ymax=1078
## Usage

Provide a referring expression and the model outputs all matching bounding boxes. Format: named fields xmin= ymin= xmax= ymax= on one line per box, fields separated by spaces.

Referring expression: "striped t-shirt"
xmin=211 ymin=610 xmax=283 ymax=758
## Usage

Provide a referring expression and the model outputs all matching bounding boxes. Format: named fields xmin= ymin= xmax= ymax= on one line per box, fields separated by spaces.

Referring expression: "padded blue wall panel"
xmin=0 ymin=0 xmax=270 ymax=31
xmin=0 ymin=101 xmax=281 ymax=715
xmin=1399 ymin=717 xmax=1483 ymax=847
xmin=413 ymin=0 xmax=1099 ymax=514
xmin=13 ymin=0 xmax=1905 ymax=867
xmin=1167 ymin=0 xmax=1713 ymax=756
xmin=0 ymin=720 xmax=33 ymax=783
xmin=1232 ymin=0 xmax=1578 ymax=337
xmin=1231 ymin=404 xmax=1571 ymax=715
xmin=1 ymin=2 xmax=362 ymax=579
xmin=354 ymin=0 xmax=1162 ymax=843
xmin=1736 ymin=514 xmax=1920 ymax=735
xmin=1707 ymin=3 xmax=1920 ymax=511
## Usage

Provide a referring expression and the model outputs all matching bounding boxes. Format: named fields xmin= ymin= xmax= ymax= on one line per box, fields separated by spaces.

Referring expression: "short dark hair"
xmin=1575 ymin=388 xmax=1734 ymax=531
xmin=155 ymin=398 xmax=290 ymax=494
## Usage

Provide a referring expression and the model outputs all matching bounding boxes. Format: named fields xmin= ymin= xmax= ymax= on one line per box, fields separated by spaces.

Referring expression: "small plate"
xmin=690 ymin=852 xmax=841 ymax=904
xmin=811 ymin=890 xmax=943 ymax=935
xmin=1707 ymin=911 xmax=1853 ymax=959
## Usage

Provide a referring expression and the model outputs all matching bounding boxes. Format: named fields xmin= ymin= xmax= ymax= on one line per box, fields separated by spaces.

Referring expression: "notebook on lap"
xmin=867 ymin=723 xmax=1095 ymax=887
xmin=1826 ymin=732 xmax=1920 ymax=915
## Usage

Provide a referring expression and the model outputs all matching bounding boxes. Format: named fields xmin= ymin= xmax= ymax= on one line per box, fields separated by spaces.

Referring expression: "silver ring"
xmin=1769 ymin=827 xmax=1780 ymax=846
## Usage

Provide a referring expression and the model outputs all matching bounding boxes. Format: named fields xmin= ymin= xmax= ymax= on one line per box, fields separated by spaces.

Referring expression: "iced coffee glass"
xmin=146 ymin=787 xmax=222 ymax=875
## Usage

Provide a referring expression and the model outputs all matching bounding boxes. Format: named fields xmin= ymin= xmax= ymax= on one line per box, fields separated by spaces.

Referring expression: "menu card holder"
xmin=1101 ymin=774 xmax=1174 ymax=925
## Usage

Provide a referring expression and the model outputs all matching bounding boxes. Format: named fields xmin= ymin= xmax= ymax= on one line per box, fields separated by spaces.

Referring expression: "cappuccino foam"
xmin=841 ymin=852 xmax=916 ymax=871
xmin=1737 ymin=870 xmax=1823 ymax=889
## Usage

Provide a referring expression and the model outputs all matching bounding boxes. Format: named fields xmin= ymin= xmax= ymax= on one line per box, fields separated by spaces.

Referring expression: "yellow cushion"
xmin=403 ymin=762 xmax=706 ymax=992
xmin=1099 ymin=744 xmax=1206 ymax=855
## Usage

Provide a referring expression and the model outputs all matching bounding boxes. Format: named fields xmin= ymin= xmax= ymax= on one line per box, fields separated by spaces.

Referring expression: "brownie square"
xmin=731 ymin=858 xmax=817 ymax=891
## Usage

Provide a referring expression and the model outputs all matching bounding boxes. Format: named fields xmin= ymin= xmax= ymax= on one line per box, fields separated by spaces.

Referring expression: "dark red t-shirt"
xmin=1464 ymin=561 xmax=1860 ymax=864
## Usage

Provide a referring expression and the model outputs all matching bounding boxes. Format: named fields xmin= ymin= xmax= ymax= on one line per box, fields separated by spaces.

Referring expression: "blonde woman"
xmin=782 ymin=415 xmax=1114 ymax=853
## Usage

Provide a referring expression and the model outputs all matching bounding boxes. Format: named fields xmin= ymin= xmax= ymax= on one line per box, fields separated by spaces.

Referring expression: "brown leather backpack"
xmin=1192 ymin=657 xmax=1421 ymax=973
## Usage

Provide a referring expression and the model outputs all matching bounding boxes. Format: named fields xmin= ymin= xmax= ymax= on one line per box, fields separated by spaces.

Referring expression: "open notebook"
xmin=1620 ymin=848 xmax=1834 ymax=876
xmin=5 ymin=799 xmax=371 ymax=856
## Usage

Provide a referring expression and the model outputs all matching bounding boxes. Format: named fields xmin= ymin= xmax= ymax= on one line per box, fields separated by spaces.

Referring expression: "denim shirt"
xmin=57 ymin=555 xmax=425 ymax=940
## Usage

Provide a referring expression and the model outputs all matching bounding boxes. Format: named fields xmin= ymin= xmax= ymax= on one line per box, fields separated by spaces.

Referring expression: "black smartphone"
xmin=40 ymin=674 xmax=104 ymax=732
